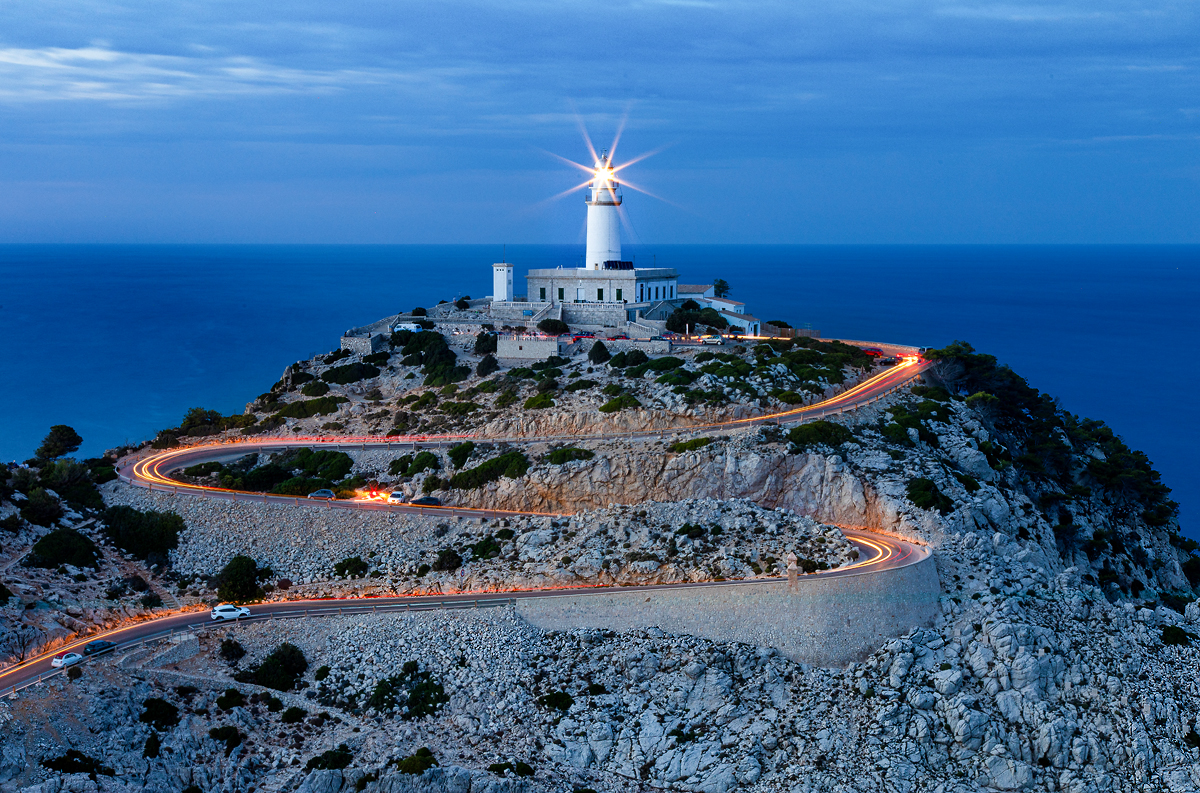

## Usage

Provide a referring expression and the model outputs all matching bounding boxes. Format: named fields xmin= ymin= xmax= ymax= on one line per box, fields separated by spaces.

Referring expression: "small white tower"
xmin=584 ymin=152 xmax=623 ymax=270
xmin=492 ymin=262 xmax=514 ymax=303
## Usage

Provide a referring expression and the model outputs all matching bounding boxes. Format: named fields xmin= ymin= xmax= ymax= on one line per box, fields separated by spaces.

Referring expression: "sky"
xmin=0 ymin=1 xmax=1197 ymax=244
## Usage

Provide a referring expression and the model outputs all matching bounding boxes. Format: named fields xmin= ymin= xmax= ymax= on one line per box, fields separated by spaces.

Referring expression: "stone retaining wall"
xmin=516 ymin=551 xmax=940 ymax=667
xmin=497 ymin=336 xmax=562 ymax=359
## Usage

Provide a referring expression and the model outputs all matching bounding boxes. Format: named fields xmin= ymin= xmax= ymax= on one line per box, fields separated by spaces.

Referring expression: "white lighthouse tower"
xmin=584 ymin=151 xmax=623 ymax=270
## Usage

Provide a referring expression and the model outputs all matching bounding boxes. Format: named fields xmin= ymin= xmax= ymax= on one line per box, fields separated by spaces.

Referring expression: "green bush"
xmin=786 ymin=421 xmax=853 ymax=451
xmin=599 ymin=394 xmax=641 ymax=413
xmin=36 ymin=425 xmax=83 ymax=460
xmin=907 ymin=478 xmax=953 ymax=514
xmin=406 ymin=451 xmax=440 ymax=477
xmin=270 ymin=477 xmax=331 ymax=496
xmin=536 ymin=691 xmax=574 ymax=711
xmin=281 ymin=706 xmax=308 ymax=724
xmin=141 ymin=592 xmax=163 ymax=608
xmin=669 ymin=437 xmax=712 ymax=453
xmin=476 ymin=354 xmax=500 ymax=377
xmin=588 ymin=340 xmax=611 ymax=364
xmin=335 ymin=556 xmax=369 ymax=578
xmin=441 ymin=401 xmax=480 ymax=416
xmin=216 ymin=555 xmax=262 ymax=602
xmin=143 ymin=733 xmax=160 ymax=758
xmin=475 ymin=332 xmax=498 ymax=355
xmin=537 ymin=318 xmax=569 ymax=336
xmin=21 ymin=488 xmax=64 ymax=527
xmin=449 ymin=451 xmax=530 ymax=489
xmin=0 ymin=514 xmax=21 ymax=533
xmin=775 ymin=390 xmax=804 ymax=404
xmin=139 ymin=697 xmax=180 ymax=730
xmin=220 ymin=638 xmax=246 ymax=663
xmin=234 ymin=643 xmax=308 ymax=691
xmin=27 ymin=528 xmax=98 ymax=569
xmin=467 ymin=534 xmax=503 ymax=560
xmin=646 ymin=356 xmax=684 ymax=371
xmin=39 ymin=459 xmax=103 ymax=509
xmin=432 ymin=548 xmax=462 ymax=572
xmin=367 ymin=662 xmax=449 ymax=719
xmin=274 ymin=396 xmax=349 ymax=419
xmin=208 ymin=726 xmax=242 ymax=756
xmin=1162 ymin=625 xmax=1192 ymax=646
xmin=307 ymin=743 xmax=354 ymax=771
xmin=321 ymin=363 xmax=381 ymax=385
xmin=301 ymin=381 xmax=330 ymax=397
xmin=524 ymin=392 xmax=555 ymax=410
xmin=448 ymin=442 xmax=475 ymax=469
xmin=545 ymin=447 xmax=595 ymax=465
xmin=102 ymin=506 xmax=184 ymax=561
xmin=564 ymin=379 xmax=597 ymax=392
xmin=363 ymin=351 xmax=391 ymax=366
xmin=41 ymin=750 xmax=113 ymax=778
xmin=395 ymin=747 xmax=438 ymax=774
xmin=215 ymin=688 xmax=245 ymax=709
xmin=388 ymin=455 xmax=413 ymax=477
xmin=535 ymin=377 xmax=558 ymax=393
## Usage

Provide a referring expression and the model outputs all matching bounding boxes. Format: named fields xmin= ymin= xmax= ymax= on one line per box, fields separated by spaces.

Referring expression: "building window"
xmin=539 ymin=287 xmax=546 ymax=301
xmin=597 ymin=288 xmax=604 ymax=301
xmin=670 ymin=285 xmax=674 ymax=298
xmin=654 ymin=286 xmax=659 ymax=300
xmin=616 ymin=288 xmax=622 ymax=301
xmin=558 ymin=287 xmax=564 ymax=301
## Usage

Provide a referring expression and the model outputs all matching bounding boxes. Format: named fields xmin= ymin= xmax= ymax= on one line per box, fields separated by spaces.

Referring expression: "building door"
xmin=576 ymin=287 xmax=586 ymax=302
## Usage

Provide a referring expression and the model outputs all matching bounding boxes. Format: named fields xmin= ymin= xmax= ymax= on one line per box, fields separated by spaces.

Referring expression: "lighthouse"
xmin=584 ymin=152 xmax=622 ymax=270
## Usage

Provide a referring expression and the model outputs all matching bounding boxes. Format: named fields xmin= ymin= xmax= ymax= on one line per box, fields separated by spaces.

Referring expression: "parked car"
xmin=879 ymin=357 xmax=898 ymax=366
xmin=386 ymin=490 xmax=407 ymax=504
xmin=82 ymin=640 xmax=117 ymax=657
xmin=307 ymin=489 xmax=335 ymax=500
xmin=210 ymin=604 xmax=251 ymax=621
xmin=392 ymin=322 xmax=424 ymax=332
xmin=701 ymin=334 xmax=724 ymax=345
xmin=861 ymin=347 xmax=884 ymax=358
xmin=409 ymin=496 xmax=442 ymax=507
xmin=51 ymin=651 xmax=83 ymax=668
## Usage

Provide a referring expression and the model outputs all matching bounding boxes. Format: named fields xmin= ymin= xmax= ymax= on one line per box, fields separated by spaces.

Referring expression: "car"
xmin=701 ymin=334 xmax=724 ymax=345
xmin=82 ymin=640 xmax=116 ymax=657
xmin=392 ymin=322 xmax=423 ymax=332
xmin=649 ymin=336 xmax=665 ymax=341
xmin=51 ymin=651 xmax=83 ymax=668
xmin=386 ymin=490 xmax=407 ymax=504
xmin=408 ymin=496 xmax=442 ymax=507
xmin=210 ymin=604 xmax=251 ymax=621
xmin=861 ymin=347 xmax=884 ymax=358
xmin=307 ymin=489 xmax=335 ymax=500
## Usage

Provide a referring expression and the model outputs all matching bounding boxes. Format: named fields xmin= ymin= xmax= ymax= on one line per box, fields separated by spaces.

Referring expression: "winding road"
xmin=1 ymin=356 xmax=931 ymax=696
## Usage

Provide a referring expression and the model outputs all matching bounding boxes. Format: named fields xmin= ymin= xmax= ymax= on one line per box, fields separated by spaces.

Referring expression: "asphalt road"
xmin=0 ymin=358 xmax=930 ymax=694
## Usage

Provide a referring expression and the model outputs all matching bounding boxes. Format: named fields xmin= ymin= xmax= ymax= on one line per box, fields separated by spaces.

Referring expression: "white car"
xmin=51 ymin=651 xmax=83 ymax=668
xmin=210 ymin=604 xmax=251 ymax=621
xmin=386 ymin=491 xmax=406 ymax=504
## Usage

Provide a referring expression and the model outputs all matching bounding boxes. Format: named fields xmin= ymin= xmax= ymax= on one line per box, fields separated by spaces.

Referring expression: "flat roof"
xmin=677 ymin=284 xmax=713 ymax=293
xmin=526 ymin=267 xmax=678 ymax=279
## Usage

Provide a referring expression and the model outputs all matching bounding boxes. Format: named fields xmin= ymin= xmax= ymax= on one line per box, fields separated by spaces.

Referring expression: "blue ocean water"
xmin=1 ymin=244 xmax=1196 ymax=537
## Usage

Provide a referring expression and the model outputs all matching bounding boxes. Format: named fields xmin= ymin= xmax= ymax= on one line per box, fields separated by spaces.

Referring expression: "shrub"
xmin=41 ymin=750 xmax=113 ymax=779
xmin=281 ymin=706 xmax=308 ymax=724
xmin=102 ymin=506 xmax=184 ymax=561
xmin=0 ymin=514 xmax=23 ymax=533
xmin=907 ymin=478 xmax=953 ymax=514
xmin=546 ymin=447 xmax=594 ymax=465
xmin=395 ymin=747 xmax=438 ymax=775
xmin=669 ymin=438 xmax=712 ymax=453
xmin=441 ymin=401 xmax=480 ymax=416
xmin=448 ymin=442 xmax=475 ymax=469
xmin=406 ymin=451 xmax=441 ymax=477
xmin=36 ymin=425 xmax=84 ymax=460
xmin=537 ymin=318 xmax=569 ymax=336
xmin=143 ymin=733 xmax=160 ymax=758
xmin=27 ymin=528 xmax=98 ymax=569
xmin=787 ymin=421 xmax=853 ymax=451
xmin=301 ymin=381 xmax=330 ymax=397
xmin=535 ymin=377 xmax=558 ymax=394
xmin=1162 ymin=625 xmax=1192 ymax=646
xmin=216 ymin=555 xmax=262 ymax=603
xmin=220 ymin=638 xmax=246 ymax=663
xmin=141 ymin=592 xmax=163 ymax=608
xmin=587 ymin=682 xmax=607 ymax=695
xmin=321 ymin=363 xmax=381 ymax=385
xmin=646 ymin=356 xmax=684 ymax=372
xmin=21 ymin=488 xmax=64 ymax=528
xmin=775 ymin=390 xmax=804 ymax=404
xmin=449 ymin=451 xmax=530 ymax=489
xmin=234 ymin=642 xmax=308 ymax=691
xmin=476 ymin=354 xmax=500 ymax=377
xmin=274 ymin=396 xmax=349 ymax=419
xmin=599 ymin=394 xmax=641 ymax=413
xmin=139 ymin=697 xmax=179 ymax=730
xmin=367 ymin=662 xmax=449 ymax=719
xmin=39 ymin=459 xmax=103 ymax=509
xmin=208 ymin=725 xmax=242 ymax=755
xmin=522 ymin=391 xmax=555 ymax=410
xmin=334 ymin=556 xmax=369 ymax=578
xmin=564 ymin=379 xmax=597 ymax=392
xmin=432 ymin=548 xmax=462 ymax=572
xmin=388 ymin=455 xmax=413 ymax=477
xmin=307 ymin=743 xmax=354 ymax=771
xmin=215 ymin=688 xmax=245 ymax=709
xmin=537 ymin=691 xmax=574 ymax=711
xmin=588 ymin=340 xmax=611 ymax=364
xmin=475 ymin=332 xmax=498 ymax=355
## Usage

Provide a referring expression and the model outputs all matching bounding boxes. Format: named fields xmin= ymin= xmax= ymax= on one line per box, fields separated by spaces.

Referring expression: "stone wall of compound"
xmin=339 ymin=333 xmax=388 ymax=354
xmin=586 ymin=339 xmax=672 ymax=356
xmin=516 ymin=552 xmax=940 ymax=667
xmin=560 ymin=303 xmax=630 ymax=328
xmin=497 ymin=337 xmax=563 ymax=359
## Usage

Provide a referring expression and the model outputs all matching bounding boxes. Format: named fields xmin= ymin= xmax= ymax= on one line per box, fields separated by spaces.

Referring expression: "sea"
xmin=1 ymin=244 xmax=1196 ymax=538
